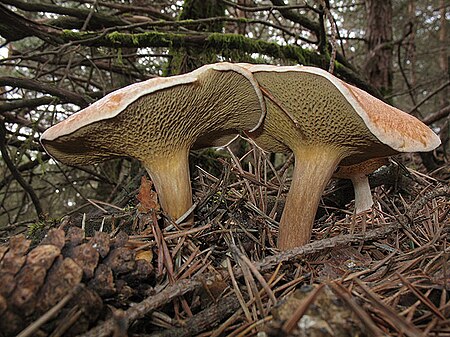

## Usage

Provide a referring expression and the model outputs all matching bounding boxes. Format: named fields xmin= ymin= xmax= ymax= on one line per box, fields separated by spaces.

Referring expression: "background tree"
xmin=0 ymin=0 xmax=447 ymax=228
xmin=364 ymin=0 xmax=393 ymax=95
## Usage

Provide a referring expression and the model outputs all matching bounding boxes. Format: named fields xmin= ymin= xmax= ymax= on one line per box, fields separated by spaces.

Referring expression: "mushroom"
xmin=333 ymin=157 xmax=389 ymax=213
xmin=237 ymin=63 xmax=441 ymax=249
xmin=41 ymin=63 xmax=266 ymax=222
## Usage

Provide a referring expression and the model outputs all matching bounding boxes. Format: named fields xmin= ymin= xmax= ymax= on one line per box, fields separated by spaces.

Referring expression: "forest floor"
xmin=0 ymin=143 xmax=449 ymax=337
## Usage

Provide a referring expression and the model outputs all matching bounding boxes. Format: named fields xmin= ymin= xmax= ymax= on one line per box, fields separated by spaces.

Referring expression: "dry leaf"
xmin=137 ymin=176 xmax=160 ymax=213
xmin=136 ymin=249 xmax=153 ymax=263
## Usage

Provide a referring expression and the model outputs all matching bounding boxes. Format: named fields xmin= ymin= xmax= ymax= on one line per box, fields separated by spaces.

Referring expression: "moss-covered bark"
xmin=60 ymin=30 xmax=379 ymax=96
xmin=165 ymin=0 xmax=226 ymax=74
xmin=62 ymin=31 xmax=315 ymax=65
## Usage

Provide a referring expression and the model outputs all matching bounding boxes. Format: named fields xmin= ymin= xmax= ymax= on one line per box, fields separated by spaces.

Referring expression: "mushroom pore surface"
xmin=246 ymin=69 xmax=414 ymax=249
xmin=41 ymin=69 xmax=264 ymax=165
xmin=249 ymin=71 xmax=394 ymax=163
xmin=41 ymin=66 xmax=265 ymax=220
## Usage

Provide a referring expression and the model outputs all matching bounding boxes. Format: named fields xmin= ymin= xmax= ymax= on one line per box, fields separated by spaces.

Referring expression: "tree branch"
xmin=409 ymin=80 xmax=450 ymax=114
xmin=149 ymin=296 xmax=240 ymax=337
xmin=0 ymin=4 xmax=62 ymax=44
xmin=0 ymin=97 xmax=57 ymax=115
xmin=0 ymin=77 xmax=90 ymax=108
xmin=76 ymin=0 xmax=174 ymax=21
xmin=0 ymin=154 xmax=50 ymax=190
xmin=270 ymin=0 xmax=321 ymax=35
xmin=0 ymin=121 xmax=43 ymax=218
xmin=60 ymin=30 xmax=378 ymax=93
xmin=2 ymin=0 xmax=130 ymax=29
xmin=422 ymin=105 xmax=450 ymax=125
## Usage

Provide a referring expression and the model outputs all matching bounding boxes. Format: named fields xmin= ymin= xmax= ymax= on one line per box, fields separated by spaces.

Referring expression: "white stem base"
xmin=351 ymin=174 xmax=373 ymax=213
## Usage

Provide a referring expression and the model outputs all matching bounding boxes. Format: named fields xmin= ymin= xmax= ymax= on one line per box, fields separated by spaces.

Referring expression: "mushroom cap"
xmin=333 ymin=157 xmax=389 ymax=179
xmin=237 ymin=63 xmax=440 ymax=164
xmin=40 ymin=63 xmax=266 ymax=166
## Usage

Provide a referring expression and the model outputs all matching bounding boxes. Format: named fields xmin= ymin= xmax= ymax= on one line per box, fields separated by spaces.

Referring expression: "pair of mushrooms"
xmin=41 ymin=63 xmax=440 ymax=250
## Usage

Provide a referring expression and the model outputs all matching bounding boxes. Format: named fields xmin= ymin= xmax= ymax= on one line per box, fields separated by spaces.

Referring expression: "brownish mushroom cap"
xmin=237 ymin=63 xmax=440 ymax=249
xmin=41 ymin=63 xmax=266 ymax=222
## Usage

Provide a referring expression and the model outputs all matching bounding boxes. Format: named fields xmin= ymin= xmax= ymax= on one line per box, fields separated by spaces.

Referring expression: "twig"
xmin=0 ymin=121 xmax=43 ymax=218
xmin=282 ymin=284 xmax=324 ymax=334
xmin=0 ymin=76 xmax=89 ymax=107
xmin=422 ymin=105 xmax=450 ymax=125
xmin=252 ymin=222 xmax=400 ymax=274
xmin=80 ymin=278 xmax=204 ymax=337
xmin=148 ymin=295 xmax=240 ymax=337
xmin=17 ymin=284 xmax=83 ymax=337
xmin=320 ymin=0 xmax=338 ymax=73
xmin=409 ymin=80 xmax=450 ymax=114
xmin=354 ymin=279 xmax=423 ymax=337
xmin=259 ymin=86 xmax=301 ymax=129
xmin=222 ymin=0 xmax=314 ymax=13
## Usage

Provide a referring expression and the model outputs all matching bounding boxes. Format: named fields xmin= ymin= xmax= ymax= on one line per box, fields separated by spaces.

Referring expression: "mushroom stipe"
xmin=41 ymin=63 xmax=440 ymax=250
xmin=41 ymin=63 xmax=267 ymax=222
xmin=238 ymin=63 xmax=440 ymax=249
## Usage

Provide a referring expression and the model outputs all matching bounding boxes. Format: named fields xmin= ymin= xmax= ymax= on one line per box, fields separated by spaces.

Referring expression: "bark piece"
xmin=269 ymin=285 xmax=366 ymax=336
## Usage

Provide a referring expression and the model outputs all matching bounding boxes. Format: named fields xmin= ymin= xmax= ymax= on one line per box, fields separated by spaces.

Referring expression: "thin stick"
xmin=282 ymin=284 xmax=324 ymax=334
xmin=17 ymin=285 xmax=82 ymax=337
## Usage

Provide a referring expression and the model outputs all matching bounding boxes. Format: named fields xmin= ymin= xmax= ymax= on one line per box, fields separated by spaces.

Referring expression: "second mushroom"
xmin=237 ymin=64 xmax=440 ymax=250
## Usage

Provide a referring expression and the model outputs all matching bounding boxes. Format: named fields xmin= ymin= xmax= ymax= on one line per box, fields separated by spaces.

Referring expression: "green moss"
xmin=105 ymin=31 xmax=186 ymax=48
xmin=27 ymin=221 xmax=46 ymax=237
xmin=179 ymin=0 xmax=226 ymax=32
xmin=206 ymin=33 xmax=313 ymax=65
xmin=207 ymin=33 xmax=245 ymax=49
xmin=115 ymin=48 xmax=123 ymax=65
xmin=62 ymin=29 xmax=326 ymax=69
xmin=27 ymin=219 xmax=60 ymax=244
xmin=165 ymin=0 xmax=227 ymax=74
xmin=179 ymin=19 xmax=195 ymax=25
xmin=61 ymin=29 xmax=93 ymax=40
xmin=60 ymin=26 xmax=372 ymax=100
xmin=131 ymin=34 xmax=140 ymax=46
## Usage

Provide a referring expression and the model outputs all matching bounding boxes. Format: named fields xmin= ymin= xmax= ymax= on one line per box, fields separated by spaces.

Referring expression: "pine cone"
xmin=0 ymin=227 xmax=154 ymax=337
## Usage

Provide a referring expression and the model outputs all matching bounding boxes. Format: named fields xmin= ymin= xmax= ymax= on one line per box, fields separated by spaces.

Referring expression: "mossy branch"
xmin=60 ymin=30 xmax=378 ymax=94
xmin=62 ymin=30 xmax=319 ymax=65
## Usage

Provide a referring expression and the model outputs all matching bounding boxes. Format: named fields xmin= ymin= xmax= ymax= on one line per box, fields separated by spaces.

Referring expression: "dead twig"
xmin=148 ymin=295 xmax=240 ymax=337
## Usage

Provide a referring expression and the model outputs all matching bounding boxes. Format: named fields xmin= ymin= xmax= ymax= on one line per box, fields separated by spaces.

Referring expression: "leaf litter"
xmin=0 ymin=138 xmax=448 ymax=337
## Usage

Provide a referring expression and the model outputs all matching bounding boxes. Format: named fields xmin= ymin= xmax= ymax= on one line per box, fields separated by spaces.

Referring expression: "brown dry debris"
xmin=0 ymin=141 xmax=449 ymax=337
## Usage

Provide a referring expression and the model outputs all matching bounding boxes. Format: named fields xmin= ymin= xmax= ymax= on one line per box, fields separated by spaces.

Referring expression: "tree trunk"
xmin=364 ymin=0 xmax=393 ymax=96
xmin=438 ymin=0 xmax=448 ymax=109
xmin=407 ymin=0 xmax=417 ymax=98
xmin=167 ymin=0 xmax=225 ymax=74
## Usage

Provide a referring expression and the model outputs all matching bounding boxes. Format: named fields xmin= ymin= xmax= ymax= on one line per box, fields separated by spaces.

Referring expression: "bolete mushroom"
xmin=333 ymin=157 xmax=389 ymax=213
xmin=41 ymin=63 xmax=266 ymax=222
xmin=236 ymin=63 xmax=441 ymax=249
